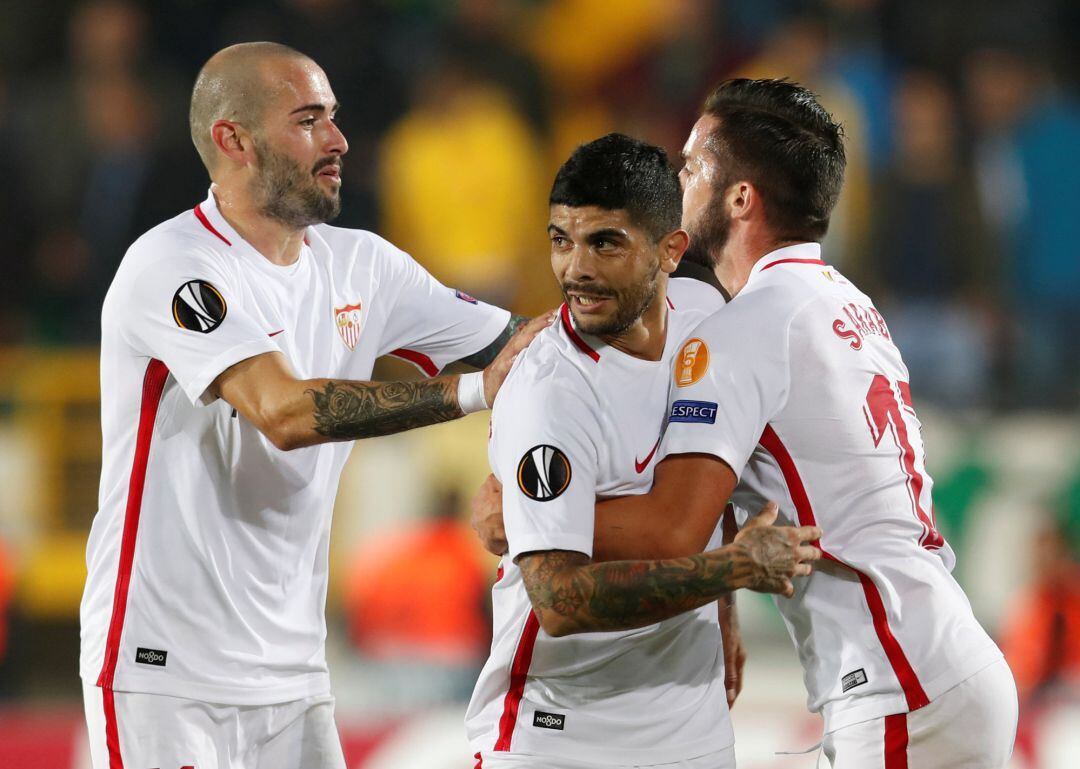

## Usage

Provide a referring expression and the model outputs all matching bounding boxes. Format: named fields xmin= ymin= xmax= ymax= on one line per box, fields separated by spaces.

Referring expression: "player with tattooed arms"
xmin=465 ymin=134 xmax=821 ymax=769
xmin=476 ymin=80 xmax=1018 ymax=769
xmin=79 ymin=42 xmax=548 ymax=769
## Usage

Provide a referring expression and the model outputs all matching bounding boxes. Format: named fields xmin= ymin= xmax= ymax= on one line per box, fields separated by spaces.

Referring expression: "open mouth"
xmin=567 ymin=292 xmax=613 ymax=313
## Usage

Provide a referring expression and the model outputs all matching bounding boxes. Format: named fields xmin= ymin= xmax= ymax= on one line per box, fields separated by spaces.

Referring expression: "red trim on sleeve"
xmin=760 ymin=257 xmax=826 ymax=271
xmin=388 ymin=348 xmax=439 ymax=377
xmin=758 ymin=424 xmax=930 ymax=712
xmin=494 ymin=612 xmax=541 ymax=751
xmin=884 ymin=713 xmax=909 ymax=768
xmin=559 ymin=304 xmax=599 ymax=362
xmin=193 ymin=204 xmax=232 ymax=246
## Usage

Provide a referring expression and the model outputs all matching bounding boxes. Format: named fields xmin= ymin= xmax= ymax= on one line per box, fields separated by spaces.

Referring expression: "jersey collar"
xmin=747 ymin=242 xmax=825 ymax=284
xmin=194 ymin=187 xmax=310 ymax=273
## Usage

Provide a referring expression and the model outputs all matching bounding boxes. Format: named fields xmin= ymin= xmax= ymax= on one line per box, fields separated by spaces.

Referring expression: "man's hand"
xmin=471 ymin=474 xmax=507 ymax=556
xmin=718 ymin=598 xmax=746 ymax=707
xmin=482 ymin=311 xmax=556 ymax=405
xmin=729 ymin=502 xmax=821 ymax=598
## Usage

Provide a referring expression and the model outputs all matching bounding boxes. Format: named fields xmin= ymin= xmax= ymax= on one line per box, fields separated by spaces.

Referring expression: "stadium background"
xmin=0 ymin=0 xmax=1078 ymax=766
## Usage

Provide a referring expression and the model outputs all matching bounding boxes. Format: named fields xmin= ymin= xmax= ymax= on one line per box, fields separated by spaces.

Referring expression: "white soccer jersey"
xmin=664 ymin=243 xmax=1003 ymax=732
xmin=80 ymin=188 xmax=510 ymax=705
xmin=466 ymin=278 xmax=732 ymax=765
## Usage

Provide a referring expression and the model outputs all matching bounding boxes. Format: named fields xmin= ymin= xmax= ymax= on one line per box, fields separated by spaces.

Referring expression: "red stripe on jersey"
xmin=666 ymin=296 xmax=675 ymax=310
xmin=388 ymin=348 xmax=439 ymax=377
xmin=494 ymin=612 xmax=541 ymax=751
xmin=758 ymin=424 xmax=930 ymax=711
xmin=560 ymin=304 xmax=599 ymax=362
xmin=96 ymin=359 xmax=168 ymax=766
xmin=193 ymin=203 xmax=232 ymax=246
xmin=473 ymin=752 xmax=483 ymax=769
xmin=760 ymin=257 xmax=826 ymax=271
xmin=102 ymin=687 xmax=124 ymax=769
xmin=884 ymin=713 xmax=909 ymax=768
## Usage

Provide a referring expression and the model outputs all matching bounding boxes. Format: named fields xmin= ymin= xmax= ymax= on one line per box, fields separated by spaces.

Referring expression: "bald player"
xmin=79 ymin=42 xmax=546 ymax=769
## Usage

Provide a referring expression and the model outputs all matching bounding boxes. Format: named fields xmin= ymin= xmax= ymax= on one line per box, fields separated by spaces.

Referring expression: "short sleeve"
xmin=662 ymin=303 xmax=791 ymax=477
xmin=120 ymin=246 xmax=277 ymax=405
xmin=377 ymin=243 xmax=511 ymax=373
xmin=490 ymin=358 xmax=601 ymax=562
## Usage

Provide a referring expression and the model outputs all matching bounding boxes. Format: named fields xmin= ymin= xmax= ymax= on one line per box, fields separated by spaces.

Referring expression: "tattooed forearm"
xmin=305 ymin=376 xmax=464 ymax=440
xmin=518 ymin=547 xmax=756 ymax=636
xmin=458 ymin=315 xmax=530 ymax=369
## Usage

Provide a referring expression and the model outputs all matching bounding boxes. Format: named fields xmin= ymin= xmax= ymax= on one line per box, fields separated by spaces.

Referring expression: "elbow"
xmin=535 ymin=611 xmax=575 ymax=638
xmin=266 ymin=427 xmax=305 ymax=452
xmin=253 ymin=409 xmax=307 ymax=452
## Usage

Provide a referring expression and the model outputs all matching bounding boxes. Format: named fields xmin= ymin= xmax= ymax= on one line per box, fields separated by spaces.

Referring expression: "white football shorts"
xmin=823 ymin=658 xmax=1018 ymax=768
xmin=475 ymin=745 xmax=736 ymax=769
xmin=82 ymin=682 xmax=346 ymax=769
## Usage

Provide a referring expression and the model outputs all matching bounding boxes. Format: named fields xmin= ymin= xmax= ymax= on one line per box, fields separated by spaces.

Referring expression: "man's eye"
xmin=300 ymin=118 xmax=316 ymax=127
xmin=551 ymin=236 xmax=567 ymax=247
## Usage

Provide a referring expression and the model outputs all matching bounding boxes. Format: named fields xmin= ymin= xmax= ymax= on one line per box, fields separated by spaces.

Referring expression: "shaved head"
xmin=189 ymin=42 xmax=310 ymax=173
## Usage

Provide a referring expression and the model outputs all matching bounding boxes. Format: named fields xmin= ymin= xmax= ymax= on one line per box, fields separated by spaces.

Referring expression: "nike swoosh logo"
xmin=268 ymin=329 xmax=284 ymax=337
xmin=635 ymin=435 xmax=663 ymax=474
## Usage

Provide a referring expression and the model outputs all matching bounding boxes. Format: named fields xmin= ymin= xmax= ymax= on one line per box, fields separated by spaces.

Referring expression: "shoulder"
xmin=116 ymin=209 xmax=233 ymax=285
xmin=496 ymin=320 xmax=596 ymax=410
xmin=308 ymin=223 xmax=409 ymax=265
xmin=667 ymin=277 xmax=726 ymax=332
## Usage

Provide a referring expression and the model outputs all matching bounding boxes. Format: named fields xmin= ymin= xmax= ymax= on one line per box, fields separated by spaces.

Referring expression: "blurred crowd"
xmin=0 ymin=0 xmax=1077 ymax=409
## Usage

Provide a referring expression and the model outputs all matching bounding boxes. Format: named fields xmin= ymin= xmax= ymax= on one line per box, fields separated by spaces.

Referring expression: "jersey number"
xmin=862 ymin=375 xmax=944 ymax=550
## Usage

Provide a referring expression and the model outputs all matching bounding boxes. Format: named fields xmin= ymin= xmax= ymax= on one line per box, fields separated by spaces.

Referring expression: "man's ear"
xmin=659 ymin=229 xmax=690 ymax=274
xmin=210 ymin=119 xmax=255 ymax=167
xmin=728 ymin=180 xmax=760 ymax=222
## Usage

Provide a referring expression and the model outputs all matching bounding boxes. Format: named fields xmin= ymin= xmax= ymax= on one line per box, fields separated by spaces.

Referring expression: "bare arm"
xmin=517 ymin=504 xmax=820 ymax=637
xmin=470 ymin=454 xmax=737 ymax=560
xmin=457 ymin=315 xmax=530 ymax=369
xmin=592 ymin=454 xmax=737 ymax=561
xmin=212 ymin=313 xmax=552 ymax=450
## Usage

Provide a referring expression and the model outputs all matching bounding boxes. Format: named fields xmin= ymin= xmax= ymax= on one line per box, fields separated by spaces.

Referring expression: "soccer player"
xmin=466 ymin=133 xmax=822 ymax=769
xmin=79 ymin=42 xmax=548 ymax=769
xmin=474 ymin=80 xmax=1019 ymax=768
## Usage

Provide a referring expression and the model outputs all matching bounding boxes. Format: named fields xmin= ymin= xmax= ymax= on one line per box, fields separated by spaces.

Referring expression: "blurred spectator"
xmin=736 ymin=12 xmax=874 ymax=270
xmin=1000 ymin=518 xmax=1080 ymax=767
xmin=0 ymin=72 xmax=35 ymax=343
xmin=14 ymin=0 xmax=202 ymax=343
xmin=379 ymin=58 xmax=550 ymax=311
xmin=343 ymin=488 xmax=492 ymax=711
xmin=965 ymin=47 xmax=1080 ymax=408
xmin=862 ymin=70 xmax=995 ymax=408
xmin=0 ymin=538 xmax=13 ymax=666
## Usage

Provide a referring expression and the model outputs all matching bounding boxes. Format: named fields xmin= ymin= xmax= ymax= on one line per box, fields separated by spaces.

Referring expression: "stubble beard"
xmin=563 ymin=261 xmax=660 ymax=338
xmin=682 ymin=189 xmax=731 ymax=270
xmin=252 ymin=141 xmax=342 ymax=228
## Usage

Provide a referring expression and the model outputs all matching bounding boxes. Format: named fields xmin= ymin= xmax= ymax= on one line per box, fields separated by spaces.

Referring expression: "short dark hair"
xmin=549 ymin=133 xmax=681 ymax=241
xmin=702 ymin=78 xmax=846 ymax=241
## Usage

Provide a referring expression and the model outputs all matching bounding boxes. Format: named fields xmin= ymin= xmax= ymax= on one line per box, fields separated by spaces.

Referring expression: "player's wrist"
xmin=457 ymin=370 xmax=489 ymax=414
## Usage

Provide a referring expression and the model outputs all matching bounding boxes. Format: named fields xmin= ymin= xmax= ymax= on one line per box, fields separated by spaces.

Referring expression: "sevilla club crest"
xmin=334 ymin=302 xmax=363 ymax=350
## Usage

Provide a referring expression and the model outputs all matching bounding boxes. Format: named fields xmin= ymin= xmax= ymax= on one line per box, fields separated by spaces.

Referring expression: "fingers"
xmin=743 ymin=500 xmax=779 ymax=529
xmin=780 ymin=579 xmax=794 ymax=599
xmin=795 ymin=545 xmax=821 ymax=563
xmin=794 ymin=525 xmax=823 ymax=543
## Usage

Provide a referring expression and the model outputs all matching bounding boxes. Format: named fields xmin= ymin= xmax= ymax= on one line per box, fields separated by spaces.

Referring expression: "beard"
xmin=251 ymin=141 xmax=342 ymax=227
xmin=682 ymin=189 xmax=731 ymax=269
xmin=562 ymin=261 xmax=660 ymax=338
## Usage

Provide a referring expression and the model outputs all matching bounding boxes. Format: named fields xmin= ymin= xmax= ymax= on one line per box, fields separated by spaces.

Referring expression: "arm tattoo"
xmin=306 ymin=377 xmax=463 ymax=440
xmin=458 ymin=315 xmax=530 ymax=369
xmin=518 ymin=548 xmax=751 ymax=635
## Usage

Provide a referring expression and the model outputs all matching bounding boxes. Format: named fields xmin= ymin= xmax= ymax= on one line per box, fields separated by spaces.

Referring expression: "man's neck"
xmin=601 ymin=287 xmax=669 ymax=362
xmin=212 ymin=185 xmax=306 ymax=266
xmin=712 ymin=235 xmax=809 ymax=297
